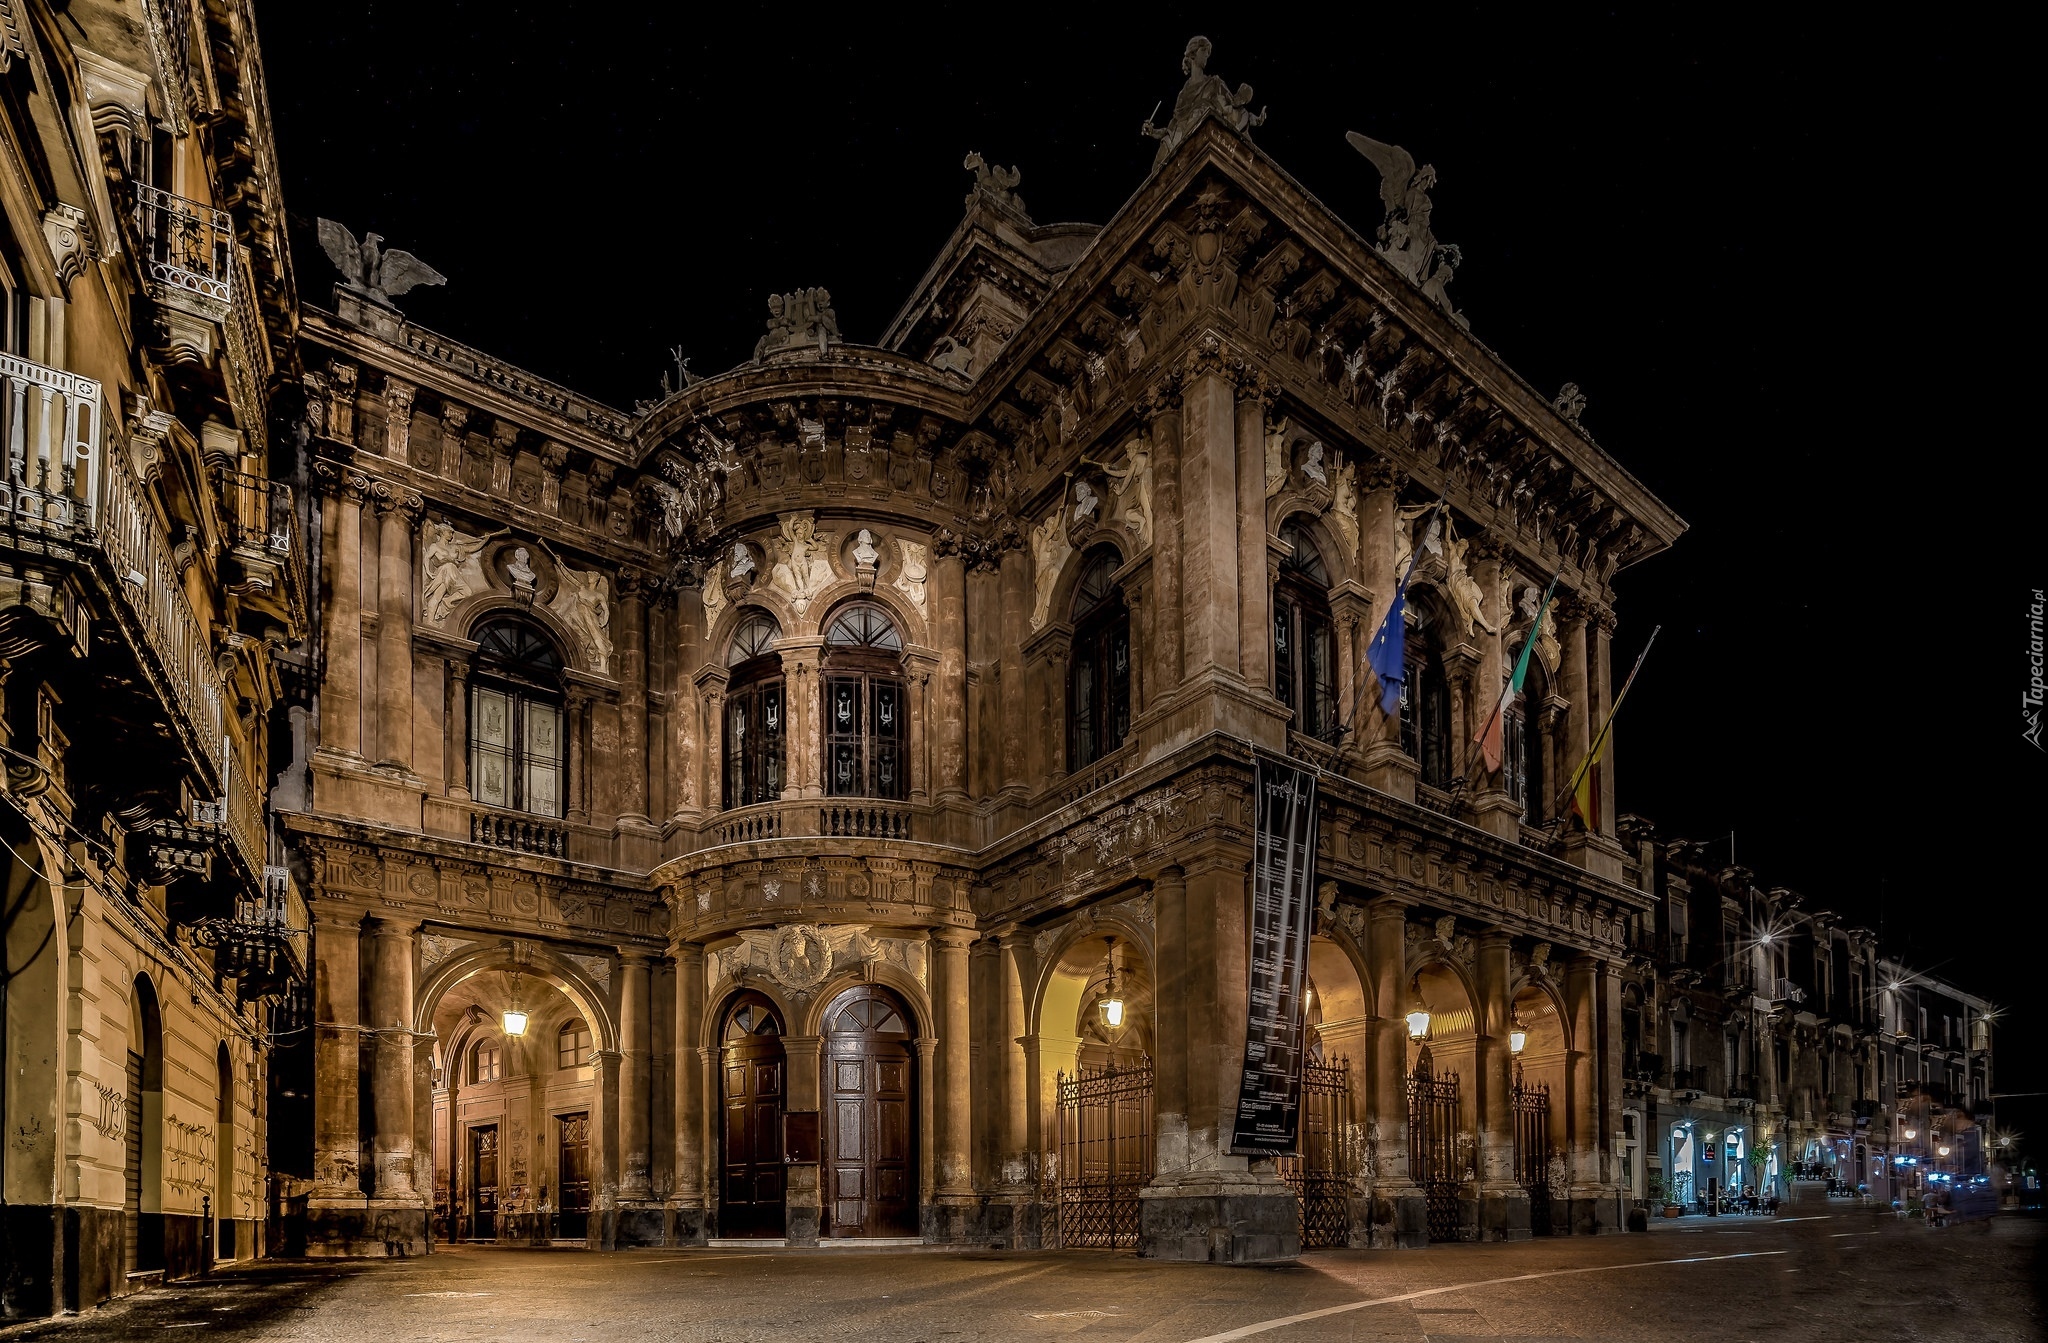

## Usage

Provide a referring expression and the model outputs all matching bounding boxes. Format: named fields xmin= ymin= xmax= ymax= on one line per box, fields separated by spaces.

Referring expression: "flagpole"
xmin=1551 ymin=623 xmax=1661 ymax=827
xmin=1338 ymin=494 xmax=1446 ymax=738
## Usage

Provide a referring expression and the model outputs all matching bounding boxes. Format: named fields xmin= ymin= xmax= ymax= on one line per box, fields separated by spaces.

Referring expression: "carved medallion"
xmin=773 ymin=924 xmax=832 ymax=993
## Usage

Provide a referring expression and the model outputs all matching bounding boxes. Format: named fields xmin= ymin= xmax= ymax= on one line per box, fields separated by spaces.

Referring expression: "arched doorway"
xmin=1509 ymin=982 xmax=1568 ymax=1233
xmin=1407 ymin=960 xmax=1477 ymax=1243
xmin=215 ymin=1045 xmax=235 ymax=1261
xmin=127 ymin=975 xmax=164 ymax=1273
xmin=719 ymin=992 xmax=787 ymax=1237
xmin=1036 ymin=929 xmax=1154 ymax=1248
xmin=820 ymin=984 xmax=916 ymax=1238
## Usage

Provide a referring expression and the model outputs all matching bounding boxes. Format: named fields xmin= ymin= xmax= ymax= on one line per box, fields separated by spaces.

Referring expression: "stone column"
xmin=932 ymin=540 xmax=969 ymax=806
xmin=617 ymin=572 xmax=651 ymax=824
xmin=1596 ymin=958 xmax=1624 ymax=1229
xmin=1366 ymin=895 xmax=1423 ymax=1245
xmin=314 ymin=468 xmax=369 ymax=757
xmin=590 ymin=1047 xmax=623 ymax=1247
xmin=781 ymin=1032 xmax=823 ymax=1244
xmin=997 ymin=545 xmax=1029 ymax=805
xmin=997 ymin=931 xmax=1031 ymax=1191
xmin=670 ymin=941 xmax=707 ymax=1241
xmin=915 ymin=1036 xmax=938 ymax=1233
xmin=697 ymin=668 xmax=728 ymax=814
xmin=1589 ymin=605 xmax=1617 ymax=836
xmin=309 ymin=908 xmax=364 ymax=1201
xmin=1358 ymin=464 xmax=1415 ymax=798
xmin=565 ymin=688 xmax=591 ymax=826
xmin=618 ymin=953 xmax=654 ymax=1206
xmin=934 ymin=929 xmax=974 ymax=1209
xmin=446 ymin=663 xmax=471 ymax=799
xmin=370 ymin=484 xmax=422 ymax=772
xmin=1558 ymin=599 xmax=1592 ymax=809
xmin=365 ymin=916 xmax=422 ymax=1212
xmin=1233 ymin=371 xmax=1271 ymax=697
xmin=1143 ymin=379 xmax=1185 ymax=691
xmin=1470 ymin=539 xmax=1518 ymax=838
xmin=1151 ymin=867 xmax=1190 ymax=1176
xmin=1474 ymin=931 xmax=1528 ymax=1239
xmin=1176 ymin=355 xmax=1240 ymax=681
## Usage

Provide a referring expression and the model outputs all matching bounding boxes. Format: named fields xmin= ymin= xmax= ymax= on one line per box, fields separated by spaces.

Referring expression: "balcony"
xmin=470 ymin=806 xmax=569 ymax=857
xmin=819 ymin=800 xmax=912 ymax=840
xmin=2 ymin=353 xmax=100 ymax=536
xmin=704 ymin=798 xmax=925 ymax=848
xmin=132 ymin=184 xmax=270 ymax=451
xmin=1629 ymin=1052 xmax=1663 ymax=1083
xmin=214 ymin=466 xmax=305 ymax=631
xmin=190 ymin=864 xmax=309 ymax=998
xmin=1770 ymin=978 xmax=1807 ymax=1006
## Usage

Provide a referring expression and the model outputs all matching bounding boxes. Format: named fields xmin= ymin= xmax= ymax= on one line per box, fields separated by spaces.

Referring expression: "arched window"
xmin=1068 ymin=549 xmax=1130 ymax=770
xmin=724 ymin=613 xmax=786 ymax=808
xmin=557 ymin=1019 xmax=592 ymax=1071
xmin=822 ymin=604 xmax=907 ymax=799
xmin=471 ymin=1039 xmax=502 ymax=1084
xmin=469 ymin=618 xmax=566 ymax=816
xmin=1398 ymin=604 xmax=1451 ymax=789
xmin=1273 ymin=523 xmax=1338 ymax=742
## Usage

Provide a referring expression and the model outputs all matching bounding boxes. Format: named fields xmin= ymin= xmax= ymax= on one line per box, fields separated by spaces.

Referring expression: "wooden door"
xmin=471 ymin=1125 xmax=499 ymax=1240
xmin=823 ymin=987 xmax=916 ymax=1237
xmin=556 ymin=1112 xmax=590 ymax=1238
xmin=719 ymin=995 xmax=787 ymax=1237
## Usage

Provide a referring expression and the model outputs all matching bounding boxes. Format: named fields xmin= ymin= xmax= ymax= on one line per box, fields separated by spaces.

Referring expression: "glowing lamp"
xmin=1097 ymin=937 xmax=1126 ymax=1033
xmin=1938 ymin=1143 xmax=1951 ymax=1157
xmin=1406 ymin=990 xmax=1431 ymax=1041
xmin=503 ymin=970 xmax=529 ymax=1037
xmin=1903 ymin=1127 xmax=1917 ymax=1140
xmin=1509 ymin=1008 xmax=1528 ymax=1056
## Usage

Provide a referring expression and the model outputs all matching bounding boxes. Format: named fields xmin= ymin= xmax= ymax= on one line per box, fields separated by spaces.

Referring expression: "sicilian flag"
xmin=1362 ymin=501 xmax=1442 ymax=719
xmin=1563 ymin=626 xmax=1660 ymax=829
xmin=1479 ymin=577 xmax=1556 ymax=774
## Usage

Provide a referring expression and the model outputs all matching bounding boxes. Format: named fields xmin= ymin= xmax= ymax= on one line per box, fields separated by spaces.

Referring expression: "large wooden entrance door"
xmin=823 ymin=986 xmax=916 ymax=1238
xmin=719 ymin=994 xmax=787 ymax=1237
xmin=471 ymin=1125 xmax=500 ymax=1240
xmin=556 ymin=1112 xmax=591 ymax=1239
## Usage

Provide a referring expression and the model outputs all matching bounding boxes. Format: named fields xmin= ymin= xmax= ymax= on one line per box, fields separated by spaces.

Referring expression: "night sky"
xmin=254 ymin=6 xmax=2038 ymax=1094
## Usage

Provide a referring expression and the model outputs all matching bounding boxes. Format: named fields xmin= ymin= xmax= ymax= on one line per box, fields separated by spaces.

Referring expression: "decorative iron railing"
xmin=1051 ymin=1058 xmax=1154 ymax=1249
xmin=191 ymin=863 xmax=309 ymax=990
xmin=1772 ymin=978 xmax=1807 ymax=1005
xmin=1276 ymin=1057 xmax=1358 ymax=1250
xmin=213 ymin=465 xmax=303 ymax=617
xmin=133 ymin=182 xmax=234 ymax=307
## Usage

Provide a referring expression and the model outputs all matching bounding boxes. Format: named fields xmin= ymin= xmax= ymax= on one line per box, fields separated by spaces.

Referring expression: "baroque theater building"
xmin=284 ymin=38 xmax=1686 ymax=1261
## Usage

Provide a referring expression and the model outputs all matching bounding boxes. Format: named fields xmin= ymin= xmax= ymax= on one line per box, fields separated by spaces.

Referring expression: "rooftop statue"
xmin=1141 ymin=36 xmax=1267 ymax=171
xmin=754 ymin=288 xmax=843 ymax=362
xmin=963 ymin=151 xmax=1027 ymax=215
xmin=316 ymin=218 xmax=446 ymax=308
xmin=1345 ymin=132 xmax=1468 ymax=328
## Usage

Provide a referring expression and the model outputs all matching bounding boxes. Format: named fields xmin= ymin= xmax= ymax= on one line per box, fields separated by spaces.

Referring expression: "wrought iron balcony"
xmin=190 ymin=864 xmax=309 ymax=997
xmin=1771 ymin=978 xmax=1807 ymax=1005
xmin=213 ymin=466 xmax=305 ymax=629
xmin=2 ymin=353 xmax=100 ymax=536
xmin=134 ymin=182 xmax=233 ymax=310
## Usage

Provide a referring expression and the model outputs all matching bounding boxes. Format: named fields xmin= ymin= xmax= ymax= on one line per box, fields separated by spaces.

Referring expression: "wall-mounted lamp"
xmin=1406 ymin=987 xmax=1431 ymax=1041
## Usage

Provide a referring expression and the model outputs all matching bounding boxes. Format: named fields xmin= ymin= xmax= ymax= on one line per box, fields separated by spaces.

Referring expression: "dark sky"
xmin=254 ymin=5 xmax=2039 ymax=1090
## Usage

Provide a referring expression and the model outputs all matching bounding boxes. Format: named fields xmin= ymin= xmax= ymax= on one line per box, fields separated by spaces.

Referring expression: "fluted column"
xmin=932 ymin=541 xmax=968 ymax=806
xmin=315 ymin=467 xmax=369 ymax=757
xmin=617 ymin=572 xmax=651 ymax=824
xmin=310 ymin=907 xmax=363 ymax=1198
xmin=371 ymin=484 xmax=422 ymax=772
xmin=934 ymin=929 xmax=974 ymax=1198
xmin=619 ymin=953 xmax=654 ymax=1200
xmin=366 ymin=915 xmax=421 ymax=1200
xmin=997 ymin=545 xmax=1029 ymax=802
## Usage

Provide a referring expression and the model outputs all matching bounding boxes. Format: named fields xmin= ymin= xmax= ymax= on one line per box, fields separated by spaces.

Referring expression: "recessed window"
xmin=1068 ymin=550 xmax=1130 ymax=769
xmin=468 ymin=619 xmax=566 ymax=817
xmin=822 ymin=604 xmax=908 ymax=799
xmin=1273 ymin=523 xmax=1337 ymax=743
xmin=557 ymin=1019 xmax=592 ymax=1071
xmin=471 ymin=1039 xmax=501 ymax=1084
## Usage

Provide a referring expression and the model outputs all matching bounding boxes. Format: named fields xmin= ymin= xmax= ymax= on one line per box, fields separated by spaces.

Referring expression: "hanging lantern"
xmin=1509 ymin=1008 xmax=1528 ymax=1056
xmin=502 ymin=970 xmax=529 ymax=1037
xmin=1097 ymin=937 xmax=1126 ymax=1032
xmin=1405 ymin=988 xmax=1431 ymax=1041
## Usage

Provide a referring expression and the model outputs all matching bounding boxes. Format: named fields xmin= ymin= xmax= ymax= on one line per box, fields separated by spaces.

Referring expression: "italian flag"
xmin=1479 ymin=578 xmax=1555 ymax=774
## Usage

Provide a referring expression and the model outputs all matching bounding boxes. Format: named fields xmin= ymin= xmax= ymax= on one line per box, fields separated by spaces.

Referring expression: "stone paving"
xmin=2 ymin=1210 xmax=2038 ymax=1342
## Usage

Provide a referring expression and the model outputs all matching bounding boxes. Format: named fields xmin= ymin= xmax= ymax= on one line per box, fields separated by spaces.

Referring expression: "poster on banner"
xmin=1229 ymin=756 xmax=1319 ymax=1155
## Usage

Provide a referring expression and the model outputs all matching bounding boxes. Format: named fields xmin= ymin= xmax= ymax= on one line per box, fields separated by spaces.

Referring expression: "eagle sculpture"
xmin=317 ymin=218 xmax=446 ymax=307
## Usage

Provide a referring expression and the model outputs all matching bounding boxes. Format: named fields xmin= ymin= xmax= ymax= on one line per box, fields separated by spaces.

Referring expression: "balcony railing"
xmin=709 ymin=804 xmax=782 ymax=846
xmin=134 ymin=182 xmax=234 ymax=309
xmin=2 ymin=353 xmax=101 ymax=532
xmin=214 ymin=466 xmax=304 ymax=622
xmin=470 ymin=807 xmax=568 ymax=857
xmin=1771 ymin=978 xmax=1807 ymax=1005
xmin=820 ymin=801 xmax=911 ymax=840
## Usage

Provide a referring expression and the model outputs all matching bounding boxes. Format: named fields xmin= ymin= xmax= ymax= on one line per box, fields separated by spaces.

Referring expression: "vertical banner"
xmin=1231 ymin=756 xmax=1319 ymax=1155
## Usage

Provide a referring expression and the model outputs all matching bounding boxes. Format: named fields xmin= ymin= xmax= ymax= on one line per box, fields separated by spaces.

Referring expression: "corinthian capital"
xmin=370 ymin=481 xmax=424 ymax=520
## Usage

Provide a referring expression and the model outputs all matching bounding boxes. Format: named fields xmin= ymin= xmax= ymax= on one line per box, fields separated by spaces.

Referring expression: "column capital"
xmin=930 ymin=927 xmax=975 ymax=952
xmin=369 ymin=481 xmax=424 ymax=521
xmin=365 ymin=912 xmax=421 ymax=937
xmin=619 ymin=949 xmax=656 ymax=970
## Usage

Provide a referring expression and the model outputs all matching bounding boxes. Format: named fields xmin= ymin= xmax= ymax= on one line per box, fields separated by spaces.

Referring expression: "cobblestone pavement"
xmin=4 ymin=1210 xmax=2039 ymax=1342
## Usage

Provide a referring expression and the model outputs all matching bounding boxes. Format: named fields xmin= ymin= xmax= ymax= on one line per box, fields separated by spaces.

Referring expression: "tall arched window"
xmin=724 ymin=613 xmax=786 ymax=808
xmin=1067 ymin=549 xmax=1130 ymax=770
xmin=1398 ymin=604 xmax=1451 ymax=789
xmin=822 ymin=604 xmax=907 ymax=799
xmin=469 ymin=618 xmax=566 ymax=816
xmin=1273 ymin=523 xmax=1337 ymax=742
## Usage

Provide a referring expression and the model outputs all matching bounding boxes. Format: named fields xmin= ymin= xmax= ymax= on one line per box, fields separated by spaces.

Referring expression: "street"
xmin=2 ymin=1212 xmax=2038 ymax=1343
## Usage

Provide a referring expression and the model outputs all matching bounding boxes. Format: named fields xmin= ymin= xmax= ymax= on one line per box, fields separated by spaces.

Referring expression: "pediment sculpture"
xmin=1141 ymin=36 xmax=1266 ymax=171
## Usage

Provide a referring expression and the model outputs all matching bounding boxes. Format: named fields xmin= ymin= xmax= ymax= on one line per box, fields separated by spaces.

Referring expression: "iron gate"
xmin=1514 ymin=1074 xmax=1554 ymax=1235
xmin=1408 ymin=1051 xmax=1464 ymax=1243
xmin=1277 ymin=1058 xmax=1358 ymax=1249
xmin=1051 ymin=1059 xmax=1154 ymax=1248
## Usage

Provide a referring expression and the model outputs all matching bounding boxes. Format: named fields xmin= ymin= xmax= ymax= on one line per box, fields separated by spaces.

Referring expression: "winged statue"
xmin=1346 ymin=131 xmax=1468 ymax=326
xmin=317 ymin=218 xmax=446 ymax=308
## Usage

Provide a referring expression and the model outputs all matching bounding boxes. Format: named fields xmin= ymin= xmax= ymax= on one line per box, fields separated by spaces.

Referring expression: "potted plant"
xmin=1654 ymin=1174 xmax=1682 ymax=1217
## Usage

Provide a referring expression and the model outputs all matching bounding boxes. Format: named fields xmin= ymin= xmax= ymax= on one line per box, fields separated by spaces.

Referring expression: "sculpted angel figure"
xmin=420 ymin=520 xmax=501 ymax=625
xmin=1393 ymin=502 xmax=1443 ymax=579
xmin=1141 ymin=36 xmax=1267 ymax=170
xmin=1345 ymin=132 xmax=1438 ymax=285
xmin=769 ymin=513 xmax=835 ymax=615
xmin=552 ymin=565 xmax=613 ymax=672
xmin=1096 ymin=436 xmax=1153 ymax=548
xmin=1444 ymin=529 xmax=1500 ymax=637
xmin=1519 ymin=584 xmax=1561 ymax=675
xmin=1028 ymin=481 xmax=1075 ymax=630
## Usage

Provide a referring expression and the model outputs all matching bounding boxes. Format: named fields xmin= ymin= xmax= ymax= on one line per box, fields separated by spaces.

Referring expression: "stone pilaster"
xmin=668 ymin=941 xmax=708 ymax=1243
xmin=370 ymin=484 xmax=422 ymax=773
xmin=314 ymin=466 xmax=370 ymax=758
xmin=616 ymin=572 xmax=652 ymax=826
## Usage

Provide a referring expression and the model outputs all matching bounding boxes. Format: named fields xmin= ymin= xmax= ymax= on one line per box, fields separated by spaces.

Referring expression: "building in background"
xmin=0 ymin=0 xmax=305 ymax=1320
